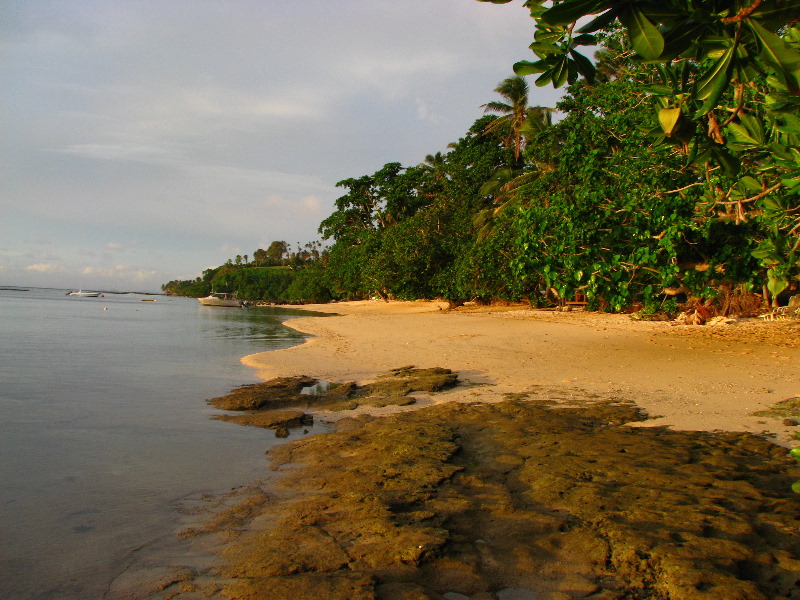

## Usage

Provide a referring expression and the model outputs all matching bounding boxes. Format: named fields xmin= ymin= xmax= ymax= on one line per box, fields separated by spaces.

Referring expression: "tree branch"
xmin=658 ymin=181 xmax=706 ymax=195
xmin=720 ymin=0 xmax=763 ymax=24
xmin=720 ymin=83 xmax=747 ymax=128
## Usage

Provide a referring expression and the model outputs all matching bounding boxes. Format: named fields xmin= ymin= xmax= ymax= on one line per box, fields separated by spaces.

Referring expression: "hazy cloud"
xmin=25 ymin=263 xmax=64 ymax=273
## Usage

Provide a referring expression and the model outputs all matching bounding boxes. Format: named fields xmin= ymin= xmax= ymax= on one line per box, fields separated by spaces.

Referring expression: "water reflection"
xmin=195 ymin=306 xmax=326 ymax=346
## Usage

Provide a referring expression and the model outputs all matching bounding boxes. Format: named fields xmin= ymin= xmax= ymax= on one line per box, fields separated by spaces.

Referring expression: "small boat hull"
xmin=197 ymin=293 xmax=244 ymax=307
xmin=67 ymin=290 xmax=100 ymax=297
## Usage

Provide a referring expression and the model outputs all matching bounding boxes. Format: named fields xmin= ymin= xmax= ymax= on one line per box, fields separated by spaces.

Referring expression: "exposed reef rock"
xmin=212 ymin=409 xmax=313 ymax=430
xmin=173 ymin=398 xmax=800 ymax=600
xmin=208 ymin=376 xmax=317 ymax=411
xmin=207 ymin=367 xmax=460 ymax=431
xmin=753 ymin=397 xmax=800 ymax=420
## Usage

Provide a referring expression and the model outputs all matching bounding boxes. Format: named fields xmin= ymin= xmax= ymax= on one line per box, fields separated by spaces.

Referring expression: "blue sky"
xmin=1 ymin=0 xmax=562 ymax=292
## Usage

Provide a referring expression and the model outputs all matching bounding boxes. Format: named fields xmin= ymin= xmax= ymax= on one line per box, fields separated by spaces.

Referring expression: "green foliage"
xmin=791 ymin=445 xmax=800 ymax=494
xmin=318 ymin=116 xmax=512 ymax=303
xmin=487 ymin=0 xmax=800 ymax=304
xmin=282 ymin=264 xmax=334 ymax=304
xmin=162 ymin=243 xmax=327 ymax=302
xmin=161 ymin=277 xmax=211 ymax=297
xmin=216 ymin=267 xmax=295 ymax=302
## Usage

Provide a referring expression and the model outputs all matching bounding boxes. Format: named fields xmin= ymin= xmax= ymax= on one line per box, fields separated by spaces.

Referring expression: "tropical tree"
xmin=265 ymin=240 xmax=288 ymax=266
xmin=420 ymin=151 xmax=449 ymax=180
xmin=480 ymin=0 xmax=800 ymax=304
xmin=475 ymin=80 xmax=559 ymax=239
xmin=253 ymin=248 xmax=268 ymax=267
xmin=481 ymin=76 xmax=537 ymax=162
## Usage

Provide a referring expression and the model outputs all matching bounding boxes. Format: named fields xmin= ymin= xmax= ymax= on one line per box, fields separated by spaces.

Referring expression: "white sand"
xmin=244 ymin=301 xmax=800 ymax=446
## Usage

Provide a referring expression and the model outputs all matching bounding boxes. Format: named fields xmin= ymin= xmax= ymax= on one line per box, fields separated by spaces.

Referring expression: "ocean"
xmin=0 ymin=287 xmax=325 ymax=599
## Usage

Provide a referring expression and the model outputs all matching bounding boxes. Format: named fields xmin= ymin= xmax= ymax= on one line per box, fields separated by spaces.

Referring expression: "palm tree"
xmin=481 ymin=76 xmax=532 ymax=162
xmin=475 ymin=101 xmax=559 ymax=240
xmin=419 ymin=152 xmax=447 ymax=177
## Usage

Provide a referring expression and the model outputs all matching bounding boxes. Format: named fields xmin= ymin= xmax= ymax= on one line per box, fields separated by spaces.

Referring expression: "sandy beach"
xmin=111 ymin=302 xmax=800 ymax=600
xmin=244 ymin=300 xmax=800 ymax=445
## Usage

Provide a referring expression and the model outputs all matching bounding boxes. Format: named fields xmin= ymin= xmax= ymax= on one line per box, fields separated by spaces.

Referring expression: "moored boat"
xmin=67 ymin=290 xmax=101 ymax=297
xmin=197 ymin=292 xmax=245 ymax=307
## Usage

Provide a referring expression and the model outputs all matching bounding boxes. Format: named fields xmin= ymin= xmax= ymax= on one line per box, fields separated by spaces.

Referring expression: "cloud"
xmin=58 ymin=142 xmax=177 ymax=163
xmin=264 ymin=194 xmax=324 ymax=217
xmin=415 ymin=98 xmax=446 ymax=124
xmin=25 ymin=263 xmax=63 ymax=273
xmin=181 ymin=87 xmax=323 ymax=120
xmin=105 ymin=242 xmax=123 ymax=250
xmin=81 ymin=265 xmax=157 ymax=281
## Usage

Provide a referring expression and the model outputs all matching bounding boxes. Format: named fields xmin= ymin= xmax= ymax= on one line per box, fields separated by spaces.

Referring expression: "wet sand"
xmin=108 ymin=302 xmax=800 ymax=600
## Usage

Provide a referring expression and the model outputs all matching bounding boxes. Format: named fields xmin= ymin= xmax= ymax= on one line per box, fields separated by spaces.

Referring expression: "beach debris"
xmin=758 ymin=295 xmax=800 ymax=321
xmin=670 ymin=308 xmax=736 ymax=326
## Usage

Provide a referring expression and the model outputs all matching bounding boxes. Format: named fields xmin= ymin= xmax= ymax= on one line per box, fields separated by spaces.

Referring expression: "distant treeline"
xmin=162 ymin=241 xmax=332 ymax=303
xmin=164 ymin=24 xmax=799 ymax=313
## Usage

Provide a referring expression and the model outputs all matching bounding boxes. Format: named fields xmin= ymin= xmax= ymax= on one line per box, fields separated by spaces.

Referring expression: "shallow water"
xmin=0 ymin=287 xmax=323 ymax=599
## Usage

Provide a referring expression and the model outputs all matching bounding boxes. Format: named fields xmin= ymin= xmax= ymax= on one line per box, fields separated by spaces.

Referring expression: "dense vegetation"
xmin=164 ymin=1 xmax=799 ymax=314
xmin=162 ymin=241 xmax=331 ymax=303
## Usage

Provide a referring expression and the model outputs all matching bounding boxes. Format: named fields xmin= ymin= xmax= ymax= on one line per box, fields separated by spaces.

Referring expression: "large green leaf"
xmin=529 ymin=42 xmax=562 ymax=56
xmin=552 ymin=56 xmax=570 ymax=87
xmin=658 ymin=107 xmax=682 ymax=136
xmin=711 ymin=146 xmax=741 ymax=177
xmin=643 ymin=83 xmax=674 ymax=95
xmin=694 ymin=45 xmax=735 ymax=115
xmin=535 ymin=69 xmax=553 ymax=87
xmin=726 ymin=123 xmax=761 ymax=149
xmin=738 ymin=176 xmax=762 ymax=193
xmin=619 ymin=6 xmax=664 ymax=60
xmin=576 ymin=7 xmax=620 ymax=33
xmin=739 ymin=113 xmax=765 ymax=144
xmin=747 ymin=18 xmax=800 ymax=88
xmin=535 ymin=28 xmax=565 ymax=45
xmin=571 ymin=33 xmax=597 ymax=47
xmin=767 ymin=270 xmax=788 ymax=296
xmin=661 ymin=23 xmax=706 ymax=60
xmin=514 ymin=59 xmax=549 ymax=76
xmin=541 ymin=0 xmax=606 ymax=26
xmin=569 ymin=49 xmax=596 ymax=83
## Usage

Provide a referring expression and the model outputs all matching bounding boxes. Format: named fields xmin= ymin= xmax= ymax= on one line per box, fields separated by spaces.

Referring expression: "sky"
xmin=1 ymin=0 xmax=563 ymax=293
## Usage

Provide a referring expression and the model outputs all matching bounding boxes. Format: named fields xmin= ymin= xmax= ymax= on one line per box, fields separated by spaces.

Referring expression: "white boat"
xmin=67 ymin=290 xmax=101 ymax=297
xmin=197 ymin=292 xmax=245 ymax=307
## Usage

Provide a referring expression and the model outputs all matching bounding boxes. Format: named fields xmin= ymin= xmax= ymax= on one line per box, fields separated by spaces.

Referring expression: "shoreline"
xmin=244 ymin=300 xmax=800 ymax=446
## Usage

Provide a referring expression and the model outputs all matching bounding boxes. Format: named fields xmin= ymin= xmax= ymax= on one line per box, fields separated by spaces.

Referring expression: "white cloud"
xmin=25 ymin=263 xmax=63 ymax=273
xmin=181 ymin=87 xmax=322 ymax=120
xmin=264 ymin=194 xmax=324 ymax=217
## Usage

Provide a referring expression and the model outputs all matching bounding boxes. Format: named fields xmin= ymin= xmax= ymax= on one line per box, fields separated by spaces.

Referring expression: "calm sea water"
xmin=0 ymin=287 xmax=324 ymax=599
